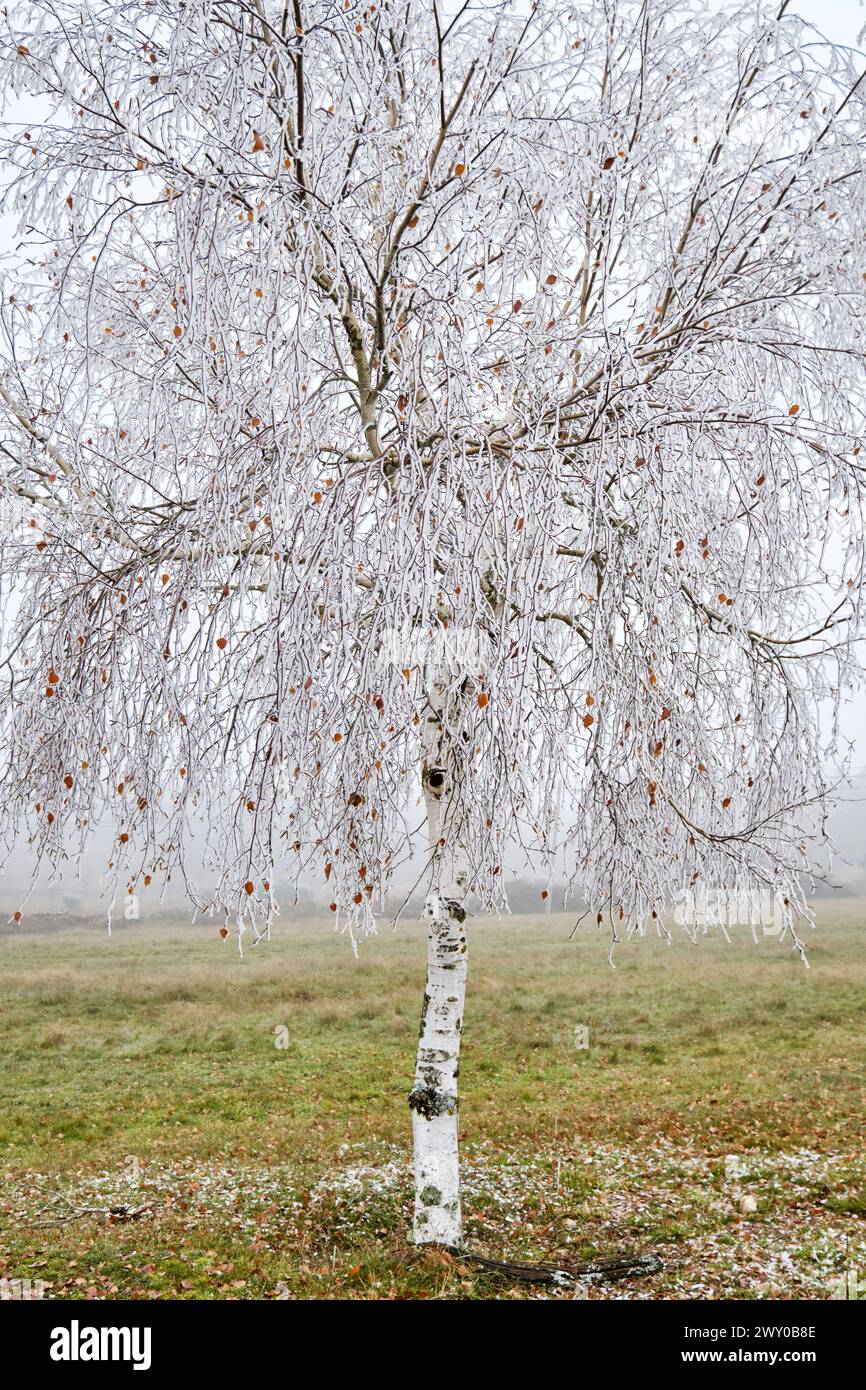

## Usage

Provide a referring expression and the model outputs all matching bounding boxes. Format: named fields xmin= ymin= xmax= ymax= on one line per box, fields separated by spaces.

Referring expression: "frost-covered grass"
xmin=1 ymin=902 xmax=864 ymax=1299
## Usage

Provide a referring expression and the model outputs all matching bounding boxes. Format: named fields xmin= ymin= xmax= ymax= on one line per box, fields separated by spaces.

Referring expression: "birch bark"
xmin=409 ymin=693 xmax=469 ymax=1247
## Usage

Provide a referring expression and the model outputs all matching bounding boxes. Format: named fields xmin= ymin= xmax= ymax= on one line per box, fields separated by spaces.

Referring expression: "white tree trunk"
xmin=410 ymin=883 xmax=468 ymax=1246
xmin=410 ymin=700 xmax=469 ymax=1247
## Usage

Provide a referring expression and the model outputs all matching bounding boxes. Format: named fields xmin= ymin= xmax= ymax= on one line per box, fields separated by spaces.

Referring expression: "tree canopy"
xmin=0 ymin=0 xmax=863 ymax=950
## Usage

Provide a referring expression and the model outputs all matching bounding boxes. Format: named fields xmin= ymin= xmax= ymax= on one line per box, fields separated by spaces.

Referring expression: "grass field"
xmin=1 ymin=902 xmax=864 ymax=1300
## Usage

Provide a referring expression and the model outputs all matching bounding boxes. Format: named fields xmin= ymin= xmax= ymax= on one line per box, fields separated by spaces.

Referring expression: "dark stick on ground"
xmin=444 ymin=1246 xmax=663 ymax=1288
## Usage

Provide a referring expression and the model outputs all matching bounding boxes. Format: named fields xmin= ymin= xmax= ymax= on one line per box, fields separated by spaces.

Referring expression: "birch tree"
xmin=1 ymin=0 xmax=864 ymax=1250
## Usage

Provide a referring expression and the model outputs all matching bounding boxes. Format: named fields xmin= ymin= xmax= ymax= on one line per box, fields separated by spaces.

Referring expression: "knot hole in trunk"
xmin=423 ymin=766 xmax=448 ymax=799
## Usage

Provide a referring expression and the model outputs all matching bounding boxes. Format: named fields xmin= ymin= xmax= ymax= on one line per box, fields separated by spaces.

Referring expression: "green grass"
xmin=1 ymin=901 xmax=864 ymax=1299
